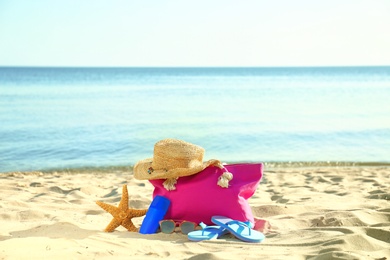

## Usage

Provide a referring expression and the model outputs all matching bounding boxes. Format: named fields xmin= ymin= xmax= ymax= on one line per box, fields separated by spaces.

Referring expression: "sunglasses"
xmin=159 ymin=220 xmax=198 ymax=234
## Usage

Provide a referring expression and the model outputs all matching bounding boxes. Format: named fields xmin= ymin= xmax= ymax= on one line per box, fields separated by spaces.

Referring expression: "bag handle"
xmin=215 ymin=163 xmax=233 ymax=188
xmin=162 ymin=162 xmax=233 ymax=191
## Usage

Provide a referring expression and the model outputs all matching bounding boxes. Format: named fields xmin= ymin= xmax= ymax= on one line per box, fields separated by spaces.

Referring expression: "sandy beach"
xmin=1 ymin=165 xmax=389 ymax=259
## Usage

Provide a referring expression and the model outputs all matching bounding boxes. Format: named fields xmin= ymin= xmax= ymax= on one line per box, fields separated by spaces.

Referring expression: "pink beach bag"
xmin=149 ymin=163 xmax=263 ymax=225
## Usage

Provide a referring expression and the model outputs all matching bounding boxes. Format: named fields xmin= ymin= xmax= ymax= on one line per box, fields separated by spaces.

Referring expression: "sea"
xmin=1 ymin=66 xmax=389 ymax=173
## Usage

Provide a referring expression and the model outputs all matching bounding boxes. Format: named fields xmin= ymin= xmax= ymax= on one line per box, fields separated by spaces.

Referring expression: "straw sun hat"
xmin=133 ymin=139 xmax=232 ymax=190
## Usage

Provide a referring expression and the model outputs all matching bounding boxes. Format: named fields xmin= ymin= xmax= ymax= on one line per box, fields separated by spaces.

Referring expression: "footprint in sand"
xmin=366 ymin=190 xmax=390 ymax=200
xmin=49 ymin=186 xmax=80 ymax=195
xmin=365 ymin=228 xmax=390 ymax=243
xmin=311 ymin=216 xmax=343 ymax=227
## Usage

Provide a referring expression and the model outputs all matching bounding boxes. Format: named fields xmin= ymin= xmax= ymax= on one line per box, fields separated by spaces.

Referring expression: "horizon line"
xmin=1 ymin=65 xmax=389 ymax=69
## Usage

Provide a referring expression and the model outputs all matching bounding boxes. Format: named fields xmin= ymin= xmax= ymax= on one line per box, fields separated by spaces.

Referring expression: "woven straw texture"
xmin=133 ymin=139 xmax=220 ymax=180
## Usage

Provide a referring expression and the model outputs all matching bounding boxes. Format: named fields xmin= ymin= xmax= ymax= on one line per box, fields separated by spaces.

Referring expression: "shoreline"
xmin=2 ymin=161 xmax=390 ymax=175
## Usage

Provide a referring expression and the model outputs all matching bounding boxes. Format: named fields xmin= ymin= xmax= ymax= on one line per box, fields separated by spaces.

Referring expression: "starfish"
xmin=96 ymin=184 xmax=147 ymax=232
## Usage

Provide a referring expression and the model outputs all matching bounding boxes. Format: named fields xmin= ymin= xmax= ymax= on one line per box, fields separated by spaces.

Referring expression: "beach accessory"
xmin=149 ymin=163 xmax=263 ymax=226
xmin=211 ymin=216 xmax=265 ymax=243
xmin=139 ymin=196 xmax=171 ymax=234
xmin=159 ymin=220 xmax=198 ymax=234
xmin=96 ymin=185 xmax=148 ymax=232
xmin=187 ymin=222 xmax=229 ymax=241
xmin=133 ymin=139 xmax=230 ymax=190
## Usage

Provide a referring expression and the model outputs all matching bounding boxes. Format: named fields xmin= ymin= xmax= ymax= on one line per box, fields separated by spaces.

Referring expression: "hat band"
xmin=152 ymin=153 xmax=203 ymax=170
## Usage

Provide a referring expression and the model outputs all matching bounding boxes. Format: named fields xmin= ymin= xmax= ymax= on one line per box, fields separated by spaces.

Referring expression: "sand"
xmin=0 ymin=166 xmax=389 ymax=260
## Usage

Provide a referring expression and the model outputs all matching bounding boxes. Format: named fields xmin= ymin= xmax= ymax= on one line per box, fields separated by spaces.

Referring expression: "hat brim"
xmin=133 ymin=158 xmax=220 ymax=180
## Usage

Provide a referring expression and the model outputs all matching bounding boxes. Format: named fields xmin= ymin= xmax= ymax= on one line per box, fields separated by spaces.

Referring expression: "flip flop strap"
xmin=200 ymin=222 xmax=225 ymax=230
xmin=199 ymin=222 xmax=225 ymax=235
xmin=225 ymin=220 xmax=253 ymax=228
xmin=225 ymin=220 xmax=253 ymax=235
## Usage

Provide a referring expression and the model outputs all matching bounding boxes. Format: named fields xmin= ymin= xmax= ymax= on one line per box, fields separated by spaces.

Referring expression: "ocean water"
xmin=1 ymin=67 xmax=389 ymax=172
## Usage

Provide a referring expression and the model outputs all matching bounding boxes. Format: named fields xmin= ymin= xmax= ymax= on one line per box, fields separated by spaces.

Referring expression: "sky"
xmin=0 ymin=0 xmax=389 ymax=67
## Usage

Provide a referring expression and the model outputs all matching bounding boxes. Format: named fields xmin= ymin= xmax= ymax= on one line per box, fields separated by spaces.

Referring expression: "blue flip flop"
xmin=187 ymin=222 xmax=229 ymax=241
xmin=211 ymin=216 xmax=265 ymax=243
